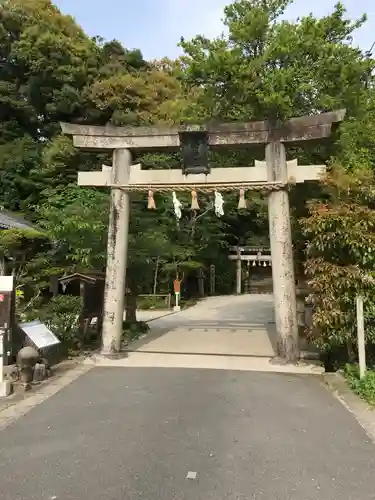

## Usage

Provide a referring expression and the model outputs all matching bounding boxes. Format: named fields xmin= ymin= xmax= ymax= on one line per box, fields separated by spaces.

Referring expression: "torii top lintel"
xmin=60 ymin=109 xmax=346 ymax=152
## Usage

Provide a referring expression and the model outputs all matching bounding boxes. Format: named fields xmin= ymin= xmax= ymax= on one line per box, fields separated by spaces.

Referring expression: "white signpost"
xmin=356 ymin=295 xmax=366 ymax=379
xmin=0 ymin=276 xmax=14 ymax=397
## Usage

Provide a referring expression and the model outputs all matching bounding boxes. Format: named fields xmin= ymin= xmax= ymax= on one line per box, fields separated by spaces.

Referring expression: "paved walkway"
xmin=135 ymin=294 xmax=277 ymax=356
xmin=138 ymin=295 xmax=277 ymax=356
xmin=96 ymin=295 xmax=318 ymax=373
xmin=0 ymin=367 xmax=374 ymax=499
xmin=133 ymin=309 xmax=173 ymax=322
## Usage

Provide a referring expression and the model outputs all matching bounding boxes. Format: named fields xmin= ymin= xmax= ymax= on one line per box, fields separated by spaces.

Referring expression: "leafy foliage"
xmin=303 ymin=167 xmax=375 ymax=352
xmin=344 ymin=364 xmax=375 ymax=406
xmin=24 ymin=295 xmax=82 ymax=350
xmin=0 ymin=227 xmax=53 ymax=292
xmin=122 ymin=320 xmax=150 ymax=343
xmin=36 ymin=185 xmax=109 ymax=270
xmin=180 ymin=0 xmax=372 ymax=122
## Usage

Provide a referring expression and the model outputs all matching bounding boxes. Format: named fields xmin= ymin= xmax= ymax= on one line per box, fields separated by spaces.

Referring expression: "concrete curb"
xmin=142 ymin=310 xmax=177 ymax=323
xmin=0 ymin=361 xmax=93 ymax=430
xmin=323 ymin=372 xmax=375 ymax=444
xmin=84 ymin=352 xmax=325 ymax=375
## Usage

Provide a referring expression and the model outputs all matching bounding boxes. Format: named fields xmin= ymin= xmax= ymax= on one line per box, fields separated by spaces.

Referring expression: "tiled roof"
xmin=0 ymin=210 xmax=36 ymax=230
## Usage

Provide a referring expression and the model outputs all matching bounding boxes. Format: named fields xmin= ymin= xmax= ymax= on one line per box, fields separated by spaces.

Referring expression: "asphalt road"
xmin=0 ymin=367 xmax=374 ymax=499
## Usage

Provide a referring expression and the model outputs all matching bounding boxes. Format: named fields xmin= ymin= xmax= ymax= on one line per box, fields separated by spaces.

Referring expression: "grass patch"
xmin=137 ymin=295 xmax=200 ymax=311
xmin=122 ymin=320 xmax=150 ymax=342
xmin=344 ymin=364 xmax=375 ymax=406
xmin=137 ymin=295 xmax=171 ymax=311
xmin=181 ymin=298 xmax=199 ymax=309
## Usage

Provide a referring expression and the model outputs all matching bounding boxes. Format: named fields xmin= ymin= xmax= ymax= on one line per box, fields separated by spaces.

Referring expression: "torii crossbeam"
xmin=78 ymin=159 xmax=326 ymax=191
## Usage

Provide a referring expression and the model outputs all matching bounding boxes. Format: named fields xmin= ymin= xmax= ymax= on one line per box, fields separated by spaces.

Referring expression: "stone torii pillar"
xmin=61 ymin=109 xmax=345 ymax=362
xmin=258 ymin=147 xmax=301 ymax=360
xmin=102 ymin=150 xmax=131 ymax=354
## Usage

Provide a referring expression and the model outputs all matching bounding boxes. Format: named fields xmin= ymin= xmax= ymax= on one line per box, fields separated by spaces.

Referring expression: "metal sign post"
xmin=0 ymin=276 xmax=14 ymax=397
xmin=209 ymin=265 xmax=216 ymax=296
xmin=173 ymin=278 xmax=182 ymax=312
xmin=0 ymin=327 xmax=4 ymax=382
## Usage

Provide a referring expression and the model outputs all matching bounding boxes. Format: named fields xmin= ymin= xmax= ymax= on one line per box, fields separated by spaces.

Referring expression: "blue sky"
xmin=54 ymin=0 xmax=375 ymax=60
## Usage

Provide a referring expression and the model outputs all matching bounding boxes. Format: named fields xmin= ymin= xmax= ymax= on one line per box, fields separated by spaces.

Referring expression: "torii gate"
xmin=61 ymin=110 xmax=345 ymax=362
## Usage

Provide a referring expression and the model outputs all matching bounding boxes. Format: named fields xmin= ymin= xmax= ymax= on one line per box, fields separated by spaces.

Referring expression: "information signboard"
xmin=19 ymin=320 xmax=61 ymax=349
xmin=0 ymin=276 xmax=14 ymax=292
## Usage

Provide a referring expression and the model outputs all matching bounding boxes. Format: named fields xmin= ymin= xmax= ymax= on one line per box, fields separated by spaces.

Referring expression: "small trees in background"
xmin=302 ymin=166 xmax=375 ymax=362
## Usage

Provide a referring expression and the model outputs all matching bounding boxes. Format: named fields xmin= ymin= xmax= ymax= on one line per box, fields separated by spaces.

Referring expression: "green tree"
xmin=302 ymin=166 xmax=375 ymax=358
xmin=36 ymin=185 xmax=109 ymax=270
xmin=0 ymin=0 xmax=149 ymax=211
xmin=88 ymin=65 xmax=197 ymax=126
xmin=0 ymin=0 xmax=97 ymax=210
xmin=337 ymin=88 xmax=375 ymax=170
xmin=179 ymin=0 xmax=375 ymax=288
xmin=1 ymin=0 xmax=99 ymax=139
xmin=180 ymin=0 xmax=372 ymax=122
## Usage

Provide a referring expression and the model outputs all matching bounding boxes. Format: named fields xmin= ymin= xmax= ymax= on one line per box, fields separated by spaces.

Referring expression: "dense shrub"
xmin=24 ymin=295 xmax=82 ymax=350
xmin=344 ymin=364 xmax=375 ymax=406
xmin=302 ymin=167 xmax=375 ymax=358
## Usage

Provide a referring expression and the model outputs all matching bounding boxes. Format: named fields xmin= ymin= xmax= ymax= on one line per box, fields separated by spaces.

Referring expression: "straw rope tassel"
xmin=191 ymin=190 xmax=200 ymax=210
xmin=147 ymin=190 xmax=156 ymax=209
xmin=238 ymin=188 xmax=247 ymax=209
